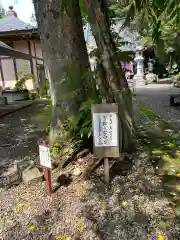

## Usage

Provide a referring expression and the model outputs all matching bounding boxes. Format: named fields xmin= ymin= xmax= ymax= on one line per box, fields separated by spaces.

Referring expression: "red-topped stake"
xmin=38 ymin=140 xmax=52 ymax=196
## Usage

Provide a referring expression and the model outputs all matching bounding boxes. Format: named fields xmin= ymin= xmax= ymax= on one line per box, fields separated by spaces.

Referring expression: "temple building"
xmin=0 ymin=6 xmax=44 ymax=90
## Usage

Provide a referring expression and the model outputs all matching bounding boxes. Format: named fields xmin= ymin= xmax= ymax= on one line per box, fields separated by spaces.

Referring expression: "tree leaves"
xmin=60 ymin=0 xmax=87 ymax=19
xmin=61 ymin=0 xmax=69 ymax=14
xmin=113 ymin=0 xmax=180 ymax=46
xmin=79 ymin=0 xmax=88 ymax=19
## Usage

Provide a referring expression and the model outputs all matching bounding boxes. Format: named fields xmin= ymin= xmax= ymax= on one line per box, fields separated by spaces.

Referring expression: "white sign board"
xmin=39 ymin=145 xmax=52 ymax=168
xmin=93 ymin=113 xmax=118 ymax=147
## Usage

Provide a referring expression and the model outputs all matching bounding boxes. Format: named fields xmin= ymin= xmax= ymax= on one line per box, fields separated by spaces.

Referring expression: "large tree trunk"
xmin=33 ymin=0 xmax=93 ymax=143
xmin=84 ymin=0 xmax=134 ymax=151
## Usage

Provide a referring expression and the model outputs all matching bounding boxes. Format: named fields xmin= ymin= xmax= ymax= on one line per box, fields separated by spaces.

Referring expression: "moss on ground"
xmin=137 ymin=104 xmax=180 ymax=218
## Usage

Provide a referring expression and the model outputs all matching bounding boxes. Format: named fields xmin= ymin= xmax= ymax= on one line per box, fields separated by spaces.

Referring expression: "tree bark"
xmin=33 ymin=0 xmax=94 ymax=144
xmin=84 ymin=0 xmax=134 ymax=151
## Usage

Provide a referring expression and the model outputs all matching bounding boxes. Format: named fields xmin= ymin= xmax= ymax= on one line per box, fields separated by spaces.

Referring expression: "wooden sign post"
xmin=39 ymin=140 xmax=52 ymax=196
xmin=92 ymin=104 xmax=120 ymax=183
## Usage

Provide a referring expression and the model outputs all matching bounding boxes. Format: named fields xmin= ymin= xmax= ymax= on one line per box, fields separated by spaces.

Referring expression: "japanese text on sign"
xmin=93 ymin=113 xmax=118 ymax=147
xmin=39 ymin=145 xmax=51 ymax=168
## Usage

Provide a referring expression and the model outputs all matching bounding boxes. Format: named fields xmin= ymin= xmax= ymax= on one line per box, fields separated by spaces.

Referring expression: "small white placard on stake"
xmin=93 ymin=112 xmax=118 ymax=147
xmin=39 ymin=145 xmax=52 ymax=168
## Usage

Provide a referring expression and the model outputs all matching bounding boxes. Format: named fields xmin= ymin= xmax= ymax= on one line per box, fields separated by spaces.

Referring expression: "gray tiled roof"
xmin=0 ymin=7 xmax=36 ymax=32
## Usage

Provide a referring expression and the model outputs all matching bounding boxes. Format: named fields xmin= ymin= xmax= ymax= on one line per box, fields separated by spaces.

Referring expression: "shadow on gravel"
xmin=137 ymin=104 xmax=180 ymax=218
xmin=80 ymin=168 xmax=179 ymax=240
xmin=3 ymin=210 xmax=54 ymax=240
xmin=77 ymin=102 xmax=180 ymax=239
xmin=0 ymin=102 xmax=47 ymax=188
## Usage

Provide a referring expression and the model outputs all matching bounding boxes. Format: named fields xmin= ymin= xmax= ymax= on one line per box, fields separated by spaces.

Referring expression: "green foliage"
xmin=139 ymin=104 xmax=157 ymax=121
xmin=51 ymin=142 xmax=61 ymax=160
xmin=66 ymin=94 xmax=101 ymax=141
xmin=15 ymin=74 xmax=34 ymax=91
xmin=39 ymin=78 xmax=49 ymax=98
xmin=32 ymin=100 xmax=52 ymax=134
xmin=137 ymin=103 xmax=180 ymax=215
xmin=61 ymin=0 xmax=69 ymax=13
xmin=61 ymin=0 xmax=87 ymax=20
xmin=173 ymin=72 xmax=180 ymax=81
xmin=138 ymin=104 xmax=180 ymax=176
xmin=32 ymin=92 xmax=101 ymax=159
xmin=0 ymin=5 xmax=5 ymax=18
xmin=29 ymin=92 xmax=40 ymax=100
xmin=112 ymin=0 xmax=180 ymax=69
xmin=79 ymin=0 xmax=87 ymax=19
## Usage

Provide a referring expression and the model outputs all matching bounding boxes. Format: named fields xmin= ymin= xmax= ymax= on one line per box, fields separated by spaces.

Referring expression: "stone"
xmin=77 ymin=158 xmax=84 ymax=163
xmin=133 ymin=45 xmax=146 ymax=87
xmin=1 ymin=164 xmax=18 ymax=177
xmin=145 ymin=73 xmax=158 ymax=84
xmin=133 ymin=76 xmax=146 ymax=87
xmin=15 ymin=159 xmax=34 ymax=174
xmin=0 ymin=96 xmax=7 ymax=105
xmin=0 ymin=164 xmax=21 ymax=188
xmin=72 ymin=167 xmax=82 ymax=177
xmin=22 ymin=166 xmax=43 ymax=186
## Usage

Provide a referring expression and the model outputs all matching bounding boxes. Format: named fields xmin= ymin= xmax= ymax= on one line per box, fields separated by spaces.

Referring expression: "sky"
xmin=1 ymin=0 xmax=34 ymax=23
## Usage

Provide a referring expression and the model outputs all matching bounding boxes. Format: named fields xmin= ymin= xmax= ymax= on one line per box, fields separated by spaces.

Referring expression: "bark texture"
xmin=84 ymin=0 xmax=134 ymax=151
xmin=33 ymin=0 xmax=93 ymax=143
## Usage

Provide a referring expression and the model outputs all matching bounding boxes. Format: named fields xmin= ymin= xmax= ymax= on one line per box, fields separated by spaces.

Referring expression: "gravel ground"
xmin=136 ymin=84 xmax=180 ymax=130
xmin=0 ymin=153 xmax=179 ymax=240
xmin=0 ymin=101 xmax=46 ymax=168
xmin=0 ymin=99 xmax=180 ymax=239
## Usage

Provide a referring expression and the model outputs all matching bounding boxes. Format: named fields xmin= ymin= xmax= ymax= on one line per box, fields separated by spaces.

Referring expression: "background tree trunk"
xmin=33 ymin=0 xmax=94 ymax=143
xmin=84 ymin=0 xmax=134 ymax=151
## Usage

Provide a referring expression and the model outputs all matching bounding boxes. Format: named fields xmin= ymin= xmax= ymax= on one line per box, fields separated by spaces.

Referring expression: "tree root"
xmin=80 ymin=157 xmax=103 ymax=180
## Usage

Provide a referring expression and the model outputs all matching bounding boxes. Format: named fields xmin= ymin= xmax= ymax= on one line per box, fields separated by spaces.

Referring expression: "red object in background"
xmin=129 ymin=61 xmax=134 ymax=73
xmin=38 ymin=140 xmax=52 ymax=196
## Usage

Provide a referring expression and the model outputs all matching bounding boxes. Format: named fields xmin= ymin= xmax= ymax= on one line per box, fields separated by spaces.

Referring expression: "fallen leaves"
xmin=100 ymin=202 xmax=105 ymax=210
xmin=55 ymin=236 xmax=66 ymax=240
xmin=55 ymin=236 xmax=72 ymax=240
xmin=15 ymin=203 xmax=24 ymax=213
xmin=15 ymin=201 xmax=31 ymax=213
xmin=122 ymin=201 xmax=127 ymax=207
xmin=78 ymin=225 xmax=86 ymax=232
xmin=25 ymin=202 xmax=31 ymax=207
xmin=27 ymin=225 xmax=36 ymax=231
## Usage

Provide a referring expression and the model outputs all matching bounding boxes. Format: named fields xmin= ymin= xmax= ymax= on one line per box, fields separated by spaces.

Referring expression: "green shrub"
xmin=32 ymin=100 xmax=52 ymax=134
xmin=39 ymin=78 xmax=49 ymax=97
xmin=15 ymin=74 xmax=34 ymax=90
xmin=32 ymin=91 xmax=101 ymax=159
xmin=66 ymin=93 xmax=101 ymax=142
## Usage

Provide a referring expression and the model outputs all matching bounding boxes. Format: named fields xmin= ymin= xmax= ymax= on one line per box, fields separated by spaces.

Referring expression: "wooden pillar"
xmin=11 ymin=41 xmax=18 ymax=80
xmin=27 ymin=40 xmax=34 ymax=75
xmin=0 ymin=59 xmax=5 ymax=87
xmin=33 ymin=40 xmax=38 ymax=78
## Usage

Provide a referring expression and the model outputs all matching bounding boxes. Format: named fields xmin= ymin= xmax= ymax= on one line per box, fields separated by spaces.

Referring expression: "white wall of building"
xmin=0 ymin=39 xmax=43 ymax=90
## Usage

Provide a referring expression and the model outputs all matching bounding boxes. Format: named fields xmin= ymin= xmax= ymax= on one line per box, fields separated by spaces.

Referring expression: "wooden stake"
xmin=44 ymin=167 xmax=52 ymax=196
xmin=104 ymin=157 xmax=109 ymax=184
xmin=101 ymin=98 xmax=110 ymax=184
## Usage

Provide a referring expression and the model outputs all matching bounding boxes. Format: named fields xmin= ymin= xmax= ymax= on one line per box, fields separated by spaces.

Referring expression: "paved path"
xmin=136 ymin=84 xmax=180 ymax=130
xmin=0 ymin=100 xmax=35 ymax=117
xmin=0 ymin=101 xmax=46 ymax=168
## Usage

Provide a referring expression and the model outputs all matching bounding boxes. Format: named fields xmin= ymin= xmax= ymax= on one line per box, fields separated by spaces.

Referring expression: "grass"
xmin=136 ymin=104 xmax=180 ymax=218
